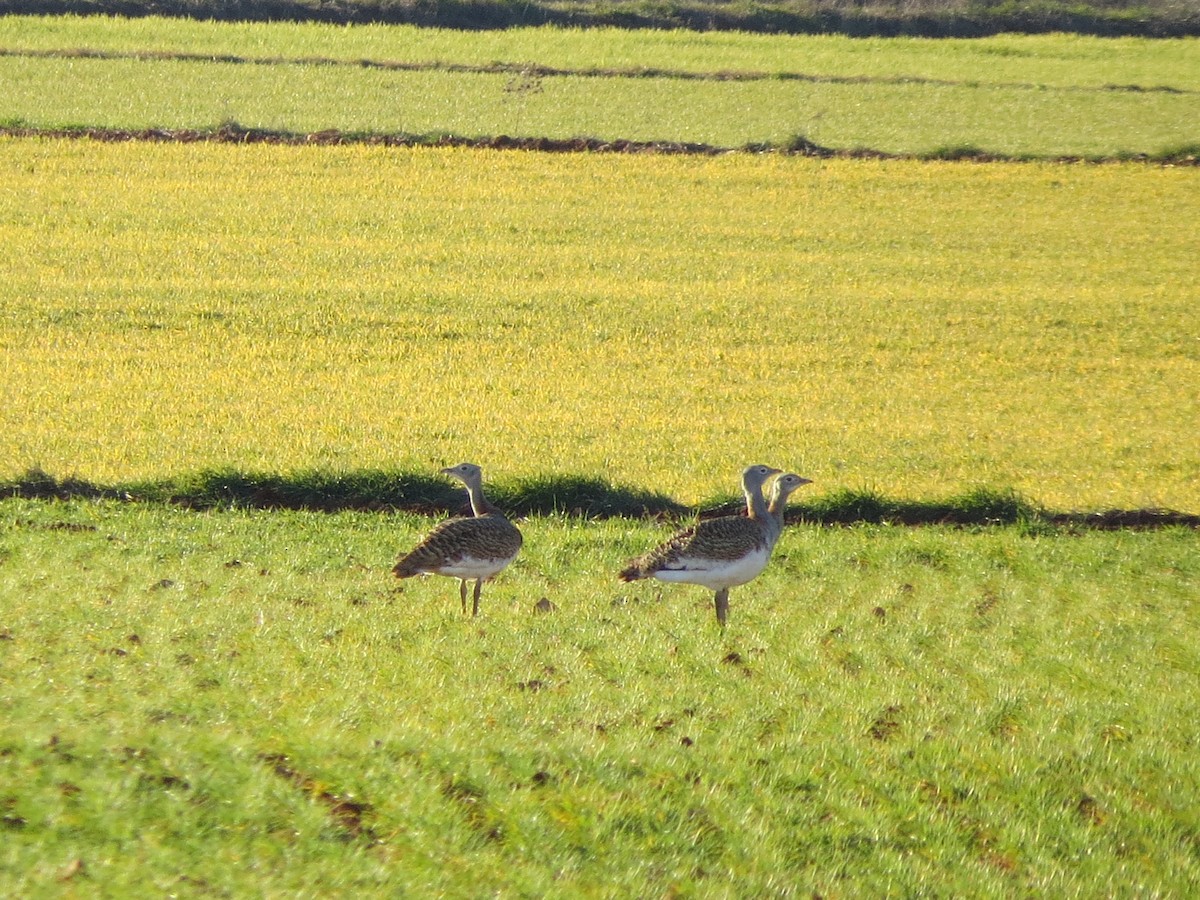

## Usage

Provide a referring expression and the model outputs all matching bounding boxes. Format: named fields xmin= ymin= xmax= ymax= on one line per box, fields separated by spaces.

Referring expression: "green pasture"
xmin=3 ymin=140 xmax=1198 ymax=512
xmin=5 ymin=54 xmax=1197 ymax=156
xmin=1 ymin=13 xmax=1198 ymax=897
xmin=2 ymin=16 xmax=1198 ymax=155
xmin=1 ymin=499 xmax=1197 ymax=894
xmin=3 ymin=16 xmax=1197 ymax=88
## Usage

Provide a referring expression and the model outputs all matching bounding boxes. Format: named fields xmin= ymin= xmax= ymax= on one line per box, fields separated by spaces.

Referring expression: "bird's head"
xmin=441 ymin=462 xmax=483 ymax=485
xmin=742 ymin=464 xmax=783 ymax=490
xmin=772 ymin=473 xmax=813 ymax=499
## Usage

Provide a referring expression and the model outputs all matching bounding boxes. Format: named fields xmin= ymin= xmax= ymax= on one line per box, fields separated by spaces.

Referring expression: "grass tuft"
xmin=921 ymin=143 xmax=994 ymax=161
xmin=784 ymin=132 xmax=835 ymax=155
xmin=1151 ymin=142 xmax=1200 ymax=164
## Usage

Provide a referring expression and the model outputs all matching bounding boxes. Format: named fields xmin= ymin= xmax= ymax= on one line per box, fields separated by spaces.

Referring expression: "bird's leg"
xmin=714 ymin=588 xmax=730 ymax=628
xmin=459 ymin=579 xmax=468 ymax=614
xmin=472 ymin=579 xmax=483 ymax=617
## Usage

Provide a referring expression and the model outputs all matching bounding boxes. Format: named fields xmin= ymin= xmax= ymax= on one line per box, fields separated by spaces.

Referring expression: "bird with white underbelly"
xmin=393 ymin=463 xmax=522 ymax=617
xmin=618 ymin=464 xmax=810 ymax=627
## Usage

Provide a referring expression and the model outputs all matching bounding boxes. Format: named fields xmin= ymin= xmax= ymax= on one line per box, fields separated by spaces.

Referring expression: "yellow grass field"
xmin=1 ymin=138 xmax=1196 ymax=510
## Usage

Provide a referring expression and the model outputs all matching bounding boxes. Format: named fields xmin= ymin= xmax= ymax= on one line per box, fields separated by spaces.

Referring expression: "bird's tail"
xmin=617 ymin=563 xmax=643 ymax=583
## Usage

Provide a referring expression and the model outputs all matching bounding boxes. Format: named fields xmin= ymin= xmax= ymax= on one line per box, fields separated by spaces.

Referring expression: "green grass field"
xmin=2 ymin=17 xmax=1198 ymax=155
xmin=2 ymin=499 xmax=1198 ymax=895
xmin=4 ymin=16 xmax=1198 ymax=87
xmin=1 ymin=13 xmax=1197 ymax=896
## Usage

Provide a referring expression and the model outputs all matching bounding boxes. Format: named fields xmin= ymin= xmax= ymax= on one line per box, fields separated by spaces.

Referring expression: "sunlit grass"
xmin=1 ymin=15 xmax=1195 ymax=896
xmin=2 ymin=16 xmax=1198 ymax=91
xmin=1 ymin=499 xmax=1197 ymax=894
xmin=1 ymin=140 xmax=1196 ymax=511
xmin=2 ymin=17 xmax=1198 ymax=155
xmin=3 ymin=51 xmax=1196 ymax=155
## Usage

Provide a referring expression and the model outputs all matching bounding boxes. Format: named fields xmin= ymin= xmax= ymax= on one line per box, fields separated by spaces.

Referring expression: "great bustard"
xmin=392 ymin=463 xmax=522 ymax=616
xmin=767 ymin=473 xmax=812 ymax=537
xmin=618 ymin=464 xmax=801 ymax=627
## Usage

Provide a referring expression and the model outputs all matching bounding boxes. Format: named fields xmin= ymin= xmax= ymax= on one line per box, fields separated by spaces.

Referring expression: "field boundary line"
xmin=1 ymin=46 xmax=1193 ymax=95
xmin=2 ymin=124 xmax=1198 ymax=166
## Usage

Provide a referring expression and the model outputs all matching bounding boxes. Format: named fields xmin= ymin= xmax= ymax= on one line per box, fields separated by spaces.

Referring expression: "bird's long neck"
xmin=463 ymin=480 xmax=500 ymax=517
xmin=764 ymin=484 xmax=790 ymax=546
xmin=745 ymin=481 xmax=771 ymax=523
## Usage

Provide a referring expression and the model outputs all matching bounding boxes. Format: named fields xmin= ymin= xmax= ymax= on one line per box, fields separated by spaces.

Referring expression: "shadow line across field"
xmin=3 ymin=467 xmax=1197 ymax=530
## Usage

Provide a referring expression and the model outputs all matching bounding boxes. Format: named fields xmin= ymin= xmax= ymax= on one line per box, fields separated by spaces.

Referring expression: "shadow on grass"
xmin=4 ymin=467 xmax=1198 ymax=529
xmin=0 ymin=467 xmax=687 ymax=519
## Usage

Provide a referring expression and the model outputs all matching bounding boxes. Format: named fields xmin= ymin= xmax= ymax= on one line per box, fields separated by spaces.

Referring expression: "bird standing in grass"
xmin=618 ymin=464 xmax=806 ymax=627
xmin=767 ymin=473 xmax=812 ymax=536
xmin=393 ymin=463 xmax=522 ymax=617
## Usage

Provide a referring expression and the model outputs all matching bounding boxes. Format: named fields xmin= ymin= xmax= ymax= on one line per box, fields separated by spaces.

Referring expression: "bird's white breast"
xmin=434 ymin=552 xmax=518 ymax=580
xmin=651 ymin=546 xmax=770 ymax=591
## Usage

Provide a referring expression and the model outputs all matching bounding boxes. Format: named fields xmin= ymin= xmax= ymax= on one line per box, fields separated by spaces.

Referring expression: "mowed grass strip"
xmin=2 ymin=18 xmax=1198 ymax=155
xmin=1 ymin=499 xmax=1198 ymax=894
xmin=1 ymin=140 xmax=1196 ymax=511
xmin=6 ymin=53 xmax=1200 ymax=156
xmin=3 ymin=16 xmax=1199 ymax=90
